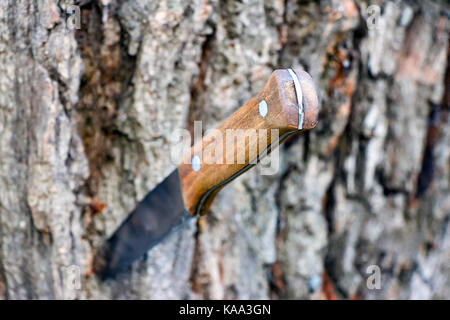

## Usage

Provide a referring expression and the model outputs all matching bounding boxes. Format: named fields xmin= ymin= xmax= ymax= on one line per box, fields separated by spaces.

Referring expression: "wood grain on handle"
xmin=179 ymin=69 xmax=319 ymax=215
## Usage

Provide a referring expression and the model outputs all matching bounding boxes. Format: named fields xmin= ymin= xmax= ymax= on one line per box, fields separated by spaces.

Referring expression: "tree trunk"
xmin=0 ymin=0 xmax=448 ymax=300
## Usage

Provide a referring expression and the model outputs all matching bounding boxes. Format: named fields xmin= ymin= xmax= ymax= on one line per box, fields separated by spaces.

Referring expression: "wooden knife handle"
xmin=178 ymin=69 xmax=319 ymax=215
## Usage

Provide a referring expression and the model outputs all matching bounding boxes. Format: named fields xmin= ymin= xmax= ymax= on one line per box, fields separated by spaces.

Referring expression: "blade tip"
xmin=93 ymin=244 xmax=119 ymax=281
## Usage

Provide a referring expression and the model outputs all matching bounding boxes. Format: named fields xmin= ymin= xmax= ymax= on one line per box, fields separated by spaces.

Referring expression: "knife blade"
xmin=94 ymin=170 xmax=193 ymax=279
xmin=94 ymin=68 xmax=319 ymax=279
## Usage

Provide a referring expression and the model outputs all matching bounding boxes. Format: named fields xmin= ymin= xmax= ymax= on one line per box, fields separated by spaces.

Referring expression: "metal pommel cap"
xmin=288 ymin=69 xmax=320 ymax=131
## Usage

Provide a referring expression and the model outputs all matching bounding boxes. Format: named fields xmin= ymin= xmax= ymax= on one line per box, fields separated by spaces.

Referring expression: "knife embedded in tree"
xmin=94 ymin=68 xmax=319 ymax=279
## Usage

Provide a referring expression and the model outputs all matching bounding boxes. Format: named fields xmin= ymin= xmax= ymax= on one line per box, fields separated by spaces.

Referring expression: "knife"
xmin=94 ymin=68 xmax=319 ymax=279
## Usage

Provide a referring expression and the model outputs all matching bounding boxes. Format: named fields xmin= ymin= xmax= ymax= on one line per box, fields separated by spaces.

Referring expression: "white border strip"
xmin=287 ymin=69 xmax=304 ymax=130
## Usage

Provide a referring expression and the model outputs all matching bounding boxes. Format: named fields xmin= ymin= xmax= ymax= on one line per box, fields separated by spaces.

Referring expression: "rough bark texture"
xmin=0 ymin=0 xmax=448 ymax=300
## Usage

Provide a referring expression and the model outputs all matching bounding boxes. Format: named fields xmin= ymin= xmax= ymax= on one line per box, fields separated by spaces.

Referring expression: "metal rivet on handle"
xmin=191 ymin=155 xmax=201 ymax=172
xmin=258 ymin=100 xmax=268 ymax=118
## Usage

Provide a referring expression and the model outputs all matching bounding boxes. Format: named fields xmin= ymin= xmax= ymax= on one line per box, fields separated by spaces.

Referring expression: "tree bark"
xmin=0 ymin=0 xmax=448 ymax=299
